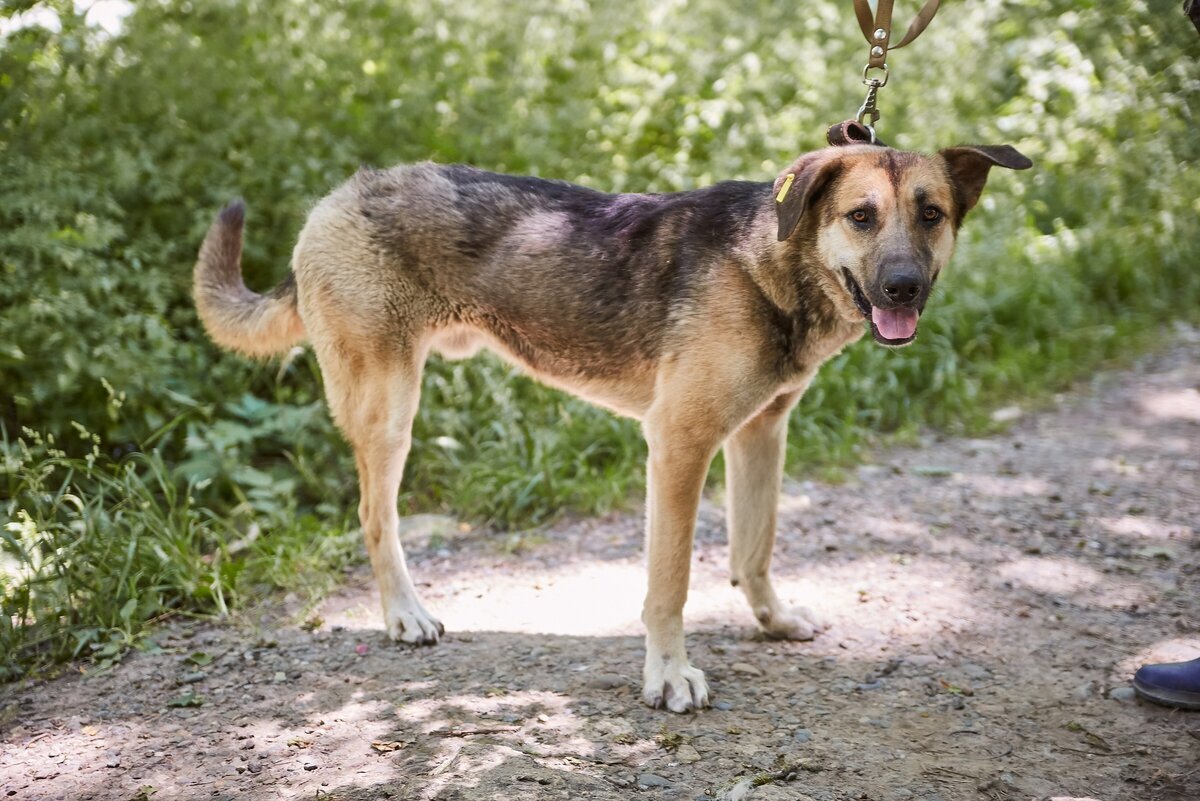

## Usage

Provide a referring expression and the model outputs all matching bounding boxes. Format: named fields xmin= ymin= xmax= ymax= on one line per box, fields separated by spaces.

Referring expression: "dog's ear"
xmin=939 ymin=145 xmax=1032 ymax=218
xmin=773 ymin=153 xmax=842 ymax=241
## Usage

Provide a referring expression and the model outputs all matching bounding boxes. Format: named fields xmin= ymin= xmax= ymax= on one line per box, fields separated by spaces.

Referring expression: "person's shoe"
xmin=1132 ymin=657 xmax=1200 ymax=710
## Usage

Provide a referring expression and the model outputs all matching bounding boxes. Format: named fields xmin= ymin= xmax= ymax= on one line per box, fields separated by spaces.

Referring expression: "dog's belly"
xmin=428 ymin=325 xmax=656 ymax=419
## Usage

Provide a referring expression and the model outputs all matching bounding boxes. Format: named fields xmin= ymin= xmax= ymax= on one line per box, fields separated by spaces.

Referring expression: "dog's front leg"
xmin=640 ymin=416 xmax=720 ymax=713
xmin=725 ymin=391 xmax=825 ymax=640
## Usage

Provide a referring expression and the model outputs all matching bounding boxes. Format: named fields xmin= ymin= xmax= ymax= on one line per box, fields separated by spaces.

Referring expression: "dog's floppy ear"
xmin=939 ymin=145 xmax=1032 ymax=218
xmin=773 ymin=153 xmax=842 ymax=241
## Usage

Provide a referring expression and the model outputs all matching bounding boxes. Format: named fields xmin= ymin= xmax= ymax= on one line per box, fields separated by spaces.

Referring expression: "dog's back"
xmin=289 ymin=165 xmax=773 ymax=391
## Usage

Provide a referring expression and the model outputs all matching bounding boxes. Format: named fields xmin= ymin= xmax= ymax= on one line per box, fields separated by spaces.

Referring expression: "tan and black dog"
xmin=194 ymin=142 xmax=1030 ymax=713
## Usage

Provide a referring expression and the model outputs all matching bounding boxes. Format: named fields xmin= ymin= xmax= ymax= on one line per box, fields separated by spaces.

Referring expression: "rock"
xmin=675 ymin=744 xmax=701 ymax=764
xmin=588 ymin=673 xmax=628 ymax=690
xmin=731 ymin=662 xmax=763 ymax=677
xmin=637 ymin=773 xmax=671 ymax=788
xmin=713 ymin=700 xmax=734 ymax=711
xmin=792 ymin=728 xmax=812 ymax=743
xmin=1109 ymin=686 xmax=1137 ymax=702
xmin=727 ymin=779 xmax=754 ymax=801
xmin=179 ymin=671 xmax=206 ymax=684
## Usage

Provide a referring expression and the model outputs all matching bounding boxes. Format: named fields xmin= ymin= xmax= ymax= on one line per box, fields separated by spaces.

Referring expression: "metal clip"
xmin=855 ymin=77 xmax=884 ymax=141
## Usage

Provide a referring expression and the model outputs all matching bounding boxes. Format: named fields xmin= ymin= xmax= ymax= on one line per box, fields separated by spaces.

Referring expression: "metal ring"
xmin=861 ymin=63 xmax=889 ymax=87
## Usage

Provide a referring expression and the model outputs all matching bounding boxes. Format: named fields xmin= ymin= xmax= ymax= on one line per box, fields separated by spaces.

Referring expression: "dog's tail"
xmin=194 ymin=200 xmax=306 ymax=358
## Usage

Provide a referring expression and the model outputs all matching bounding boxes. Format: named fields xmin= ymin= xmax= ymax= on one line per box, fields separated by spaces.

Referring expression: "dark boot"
xmin=1132 ymin=657 xmax=1200 ymax=710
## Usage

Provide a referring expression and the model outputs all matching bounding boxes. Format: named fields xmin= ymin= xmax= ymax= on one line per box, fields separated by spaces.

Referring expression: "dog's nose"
xmin=880 ymin=268 xmax=924 ymax=305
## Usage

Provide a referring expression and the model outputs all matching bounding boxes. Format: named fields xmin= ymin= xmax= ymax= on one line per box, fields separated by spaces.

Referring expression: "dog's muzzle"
xmin=843 ymin=267 xmax=927 ymax=347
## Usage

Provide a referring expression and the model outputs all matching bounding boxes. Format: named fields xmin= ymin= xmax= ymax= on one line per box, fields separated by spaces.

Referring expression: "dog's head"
xmin=772 ymin=144 xmax=1031 ymax=346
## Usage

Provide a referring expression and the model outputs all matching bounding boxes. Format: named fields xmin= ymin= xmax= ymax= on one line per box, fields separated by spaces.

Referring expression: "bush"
xmin=1 ymin=0 xmax=1197 ymax=676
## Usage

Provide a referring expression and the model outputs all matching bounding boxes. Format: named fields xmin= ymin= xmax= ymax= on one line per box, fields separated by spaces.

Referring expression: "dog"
xmin=194 ymin=142 xmax=1030 ymax=713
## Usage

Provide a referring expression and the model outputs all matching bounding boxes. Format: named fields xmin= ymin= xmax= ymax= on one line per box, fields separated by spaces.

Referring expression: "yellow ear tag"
xmin=775 ymin=173 xmax=795 ymax=204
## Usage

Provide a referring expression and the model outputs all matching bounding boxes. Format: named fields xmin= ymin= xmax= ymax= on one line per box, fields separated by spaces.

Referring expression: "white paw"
xmin=755 ymin=604 xmax=826 ymax=641
xmin=384 ymin=600 xmax=444 ymax=645
xmin=643 ymin=658 xmax=710 ymax=713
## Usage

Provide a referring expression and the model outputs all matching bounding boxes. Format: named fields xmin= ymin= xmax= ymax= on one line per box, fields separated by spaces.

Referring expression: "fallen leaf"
xmin=371 ymin=740 xmax=406 ymax=754
xmin=185 ymin=651 xmax=214 ymax=667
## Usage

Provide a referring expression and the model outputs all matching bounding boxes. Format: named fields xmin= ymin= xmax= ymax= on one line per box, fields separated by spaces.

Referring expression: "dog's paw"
xmin=385 ymin=601 xmax=444 ymax=645
xmin=755 ymin=604 xmax=826 ymax=641
xmin=642 ymin=660 xmax=710 ymax=713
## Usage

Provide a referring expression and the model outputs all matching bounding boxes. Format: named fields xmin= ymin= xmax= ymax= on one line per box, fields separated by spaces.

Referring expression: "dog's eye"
xmin=922 ymin=206 xmax=942 ymax=223
xmin=849 ymin=209 xmax=872 ymax=226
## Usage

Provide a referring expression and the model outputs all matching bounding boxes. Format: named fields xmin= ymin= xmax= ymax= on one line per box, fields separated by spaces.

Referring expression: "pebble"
xmin=179 ymin=671 xmax=206 ymax=684
xmin=637 ymin=773 xmax=671 ymax=788
xmin=792 ymin=728 xmax=812 ymax=743
xmin=588 ymin=673 xmax=628 ymax=690
xmin=675 ymin=744 xmax=701 ymax=764
xmin=731 ymin=662 xmax=763 ymax=677
xmin=713 ymin=700 xmax=734 ymax=711
xmin=1109 ymin=686 xmax=1137 ymax=702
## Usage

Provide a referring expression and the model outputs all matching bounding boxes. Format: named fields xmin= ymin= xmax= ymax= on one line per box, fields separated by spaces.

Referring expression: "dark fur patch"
xmin=877 ymin=150 xmax=920 ymax=192
xmin=359 ymin=165 xmax=772 ymax=380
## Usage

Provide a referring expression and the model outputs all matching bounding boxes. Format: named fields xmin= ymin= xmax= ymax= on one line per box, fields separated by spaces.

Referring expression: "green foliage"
xmin=1 ymin=0 xmax=1198 ymax=676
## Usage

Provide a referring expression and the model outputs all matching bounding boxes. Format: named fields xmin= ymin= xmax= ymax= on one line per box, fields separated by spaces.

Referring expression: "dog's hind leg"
xmin=325 ymin=345 xmax=443 ymax=645
xmin=725 ymin=390 xmax=825 ymax=641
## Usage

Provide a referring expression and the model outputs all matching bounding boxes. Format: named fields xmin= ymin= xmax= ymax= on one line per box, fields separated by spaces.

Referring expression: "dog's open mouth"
xmin=842 ymin=269 xmax=919 ymax=347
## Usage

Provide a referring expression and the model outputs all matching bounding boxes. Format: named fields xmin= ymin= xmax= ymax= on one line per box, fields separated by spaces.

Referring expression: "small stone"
xmin=637 ymin=773 xmax=671 ymax=788
xmin=713 ymin=700 xmax=734 ymax=711
xmin=303 ymin=762 xmax=318 ymax=771
xmin=1109 ymin=686 xmax=1137 ymax=702
xmin=675 ymin=744 xmax=701 ymax=764
xmin=105 ymin=756 xmax=120 ymax=768
xmin=731 ymin=662 xmax=762 ymax=677
xmin=588 ymin=673 xmax=627 ymax=690
xmin=179 ymin=671 xmax=206 ymax=684
xmin=272 ymin=671 xmax=286 ymax=683
xmin=792 ymin=728 xmax=812 ymax=743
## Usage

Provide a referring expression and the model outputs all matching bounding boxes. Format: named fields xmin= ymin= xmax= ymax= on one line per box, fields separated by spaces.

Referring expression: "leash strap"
xmin=852 ymin=0 xmax=940 ymax=71
xmin=835 ymin=0 xmax=940 ymax=143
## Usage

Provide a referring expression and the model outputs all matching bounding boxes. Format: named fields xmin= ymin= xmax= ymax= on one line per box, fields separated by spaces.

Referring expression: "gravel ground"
xmin=2 ymin=340 xmax=1198 ymax=801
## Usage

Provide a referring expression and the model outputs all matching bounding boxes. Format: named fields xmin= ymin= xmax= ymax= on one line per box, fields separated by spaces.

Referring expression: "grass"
xmin=0 ymin=426 xmax=361 ymax=680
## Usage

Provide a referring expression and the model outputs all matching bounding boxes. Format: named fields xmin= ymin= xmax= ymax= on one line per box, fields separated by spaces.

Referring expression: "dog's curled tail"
xmin=194 ymin=200 xmax=306 ymax=358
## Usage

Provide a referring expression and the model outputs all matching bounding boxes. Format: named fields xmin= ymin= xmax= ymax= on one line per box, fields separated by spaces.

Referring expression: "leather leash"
xmin=827 ymin=0 xmax=941 ymax=148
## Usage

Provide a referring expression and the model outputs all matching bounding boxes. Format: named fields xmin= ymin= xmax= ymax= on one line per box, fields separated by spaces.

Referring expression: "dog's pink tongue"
xmin=871 ymin=307 xmax=919 ymax=340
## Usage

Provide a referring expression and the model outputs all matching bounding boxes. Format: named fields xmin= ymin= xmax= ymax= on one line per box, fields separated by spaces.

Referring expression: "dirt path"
xmin=3 ymin=340 xmax=1199 ymax=801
